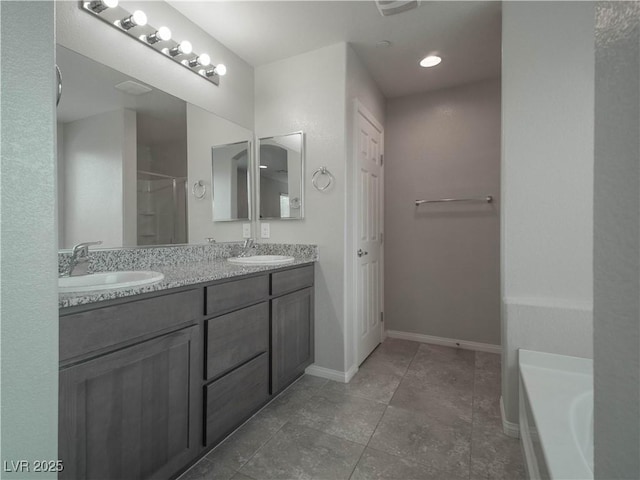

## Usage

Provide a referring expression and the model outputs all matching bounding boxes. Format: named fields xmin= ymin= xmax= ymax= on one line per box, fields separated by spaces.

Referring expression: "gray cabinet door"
xmin=271 ymin=287 xmax=314 ymax=394
xmin=59 ymin=327 xmax=200 ymax=480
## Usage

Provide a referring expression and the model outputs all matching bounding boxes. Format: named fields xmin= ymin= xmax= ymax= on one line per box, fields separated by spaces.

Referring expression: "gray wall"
xmin=186 ymin=104 xmax=253 ymax=243
xmin=255 ymin=43 xmax=349 ymax=373
xmin=62 ymin=109 xmax=136 ymax=248
xmin=384 ymin=79 xmax=501 ymax=346
xmin=594 ymin=2 xmax=640 ymax=477
xmin=501 ymin=1 xmax=595 ymax=427
xmin=0 ymin=2 xmax=59 ymax=477
xmin=255 ymin=43 xmax=386 ymax=376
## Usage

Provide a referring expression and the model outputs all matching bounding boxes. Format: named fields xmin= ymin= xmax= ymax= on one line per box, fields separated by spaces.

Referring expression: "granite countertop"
xmin=59 ymin=256 xmax=316 ymax=309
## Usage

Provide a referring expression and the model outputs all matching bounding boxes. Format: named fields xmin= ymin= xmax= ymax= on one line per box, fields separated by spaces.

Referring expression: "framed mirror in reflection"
xmin=211 ymin=141 xmax=252 ymax=221
xmin=258 ymin=132 xmax=304 ymax=220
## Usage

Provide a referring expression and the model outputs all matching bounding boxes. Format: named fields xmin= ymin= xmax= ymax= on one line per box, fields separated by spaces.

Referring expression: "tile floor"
xmin=179 ymin=339 xmax=525 ymax=480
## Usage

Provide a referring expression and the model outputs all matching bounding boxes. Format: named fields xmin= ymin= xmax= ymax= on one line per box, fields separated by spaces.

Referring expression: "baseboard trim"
xmin=305 ymin=364 xmax=357 ymax=384
xmin=501 ymin=396 xmax=520 ymax=438
xmin=385 ymin=330 xmax=501 ymax=354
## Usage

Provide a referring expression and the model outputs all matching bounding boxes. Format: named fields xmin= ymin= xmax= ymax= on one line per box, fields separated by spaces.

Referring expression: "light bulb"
xmin=187 ymin=53 xmax=211 ymax=68
xmin=203 ymin=64 xmax=227 ymax=78
xmin=419 ymin=55 xmax=442 ymax=68
xmin=146 ymin=26 xmax=172 ymax=44
xmin=120 ymin=10 xmax=147 ymax=30
xmin=87 ymin=0 xmax=118 ymax=13
xmin=132 ymin=10 xmax=147 ymax=26
xmin=169 ymin=41 xmax=192 ymax=57
xmin=180 ymin=41 xmax=193 ymax=55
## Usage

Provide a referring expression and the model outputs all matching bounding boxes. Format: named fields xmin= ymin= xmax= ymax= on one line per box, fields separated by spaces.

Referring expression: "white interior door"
xmin=356 ymin=108 xmax=384 ymax=365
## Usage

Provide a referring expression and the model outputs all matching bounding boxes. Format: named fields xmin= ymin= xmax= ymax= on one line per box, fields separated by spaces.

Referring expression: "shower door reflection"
xmin=137 ymin=171 xmax=188 ymax=245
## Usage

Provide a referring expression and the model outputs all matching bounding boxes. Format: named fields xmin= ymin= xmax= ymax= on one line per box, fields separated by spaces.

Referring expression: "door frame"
xmin=347 ymin=99 xmax=385 ymax=373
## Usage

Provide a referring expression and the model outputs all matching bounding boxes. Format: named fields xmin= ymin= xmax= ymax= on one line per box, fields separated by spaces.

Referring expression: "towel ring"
xmin=192 ymin=180 xmax=206 ymax=199
xmin=312 ymin=167 xmax=335 ymax=192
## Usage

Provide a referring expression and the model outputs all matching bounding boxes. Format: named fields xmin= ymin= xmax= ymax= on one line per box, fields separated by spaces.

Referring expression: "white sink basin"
xmin=227 ymin=255 xmax=295 ymax=266
xmin=59 ymin=271 xmax=164 ymax=293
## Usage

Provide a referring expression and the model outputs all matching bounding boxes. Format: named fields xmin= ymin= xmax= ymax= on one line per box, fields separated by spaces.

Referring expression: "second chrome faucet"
xmin=238 ymin=238 xmax=255 ymax=257
xmin=67 ymin=241 xmax=102 ymax=276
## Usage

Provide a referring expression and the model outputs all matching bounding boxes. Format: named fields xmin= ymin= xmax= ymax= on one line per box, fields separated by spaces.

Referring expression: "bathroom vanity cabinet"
xmin=58 ymin=263 xmax=314 ymax=480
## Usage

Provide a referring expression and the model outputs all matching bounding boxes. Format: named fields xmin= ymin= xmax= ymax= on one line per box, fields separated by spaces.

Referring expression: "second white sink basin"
xmin=227 ymin=255 xmax=295 ymax=266
xmin=59 ymin=271 xmax=164 ymax=293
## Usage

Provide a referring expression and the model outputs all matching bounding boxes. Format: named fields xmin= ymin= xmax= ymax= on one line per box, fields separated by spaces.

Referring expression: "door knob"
xmin=357 ymin=249 xmax=369 ymax=257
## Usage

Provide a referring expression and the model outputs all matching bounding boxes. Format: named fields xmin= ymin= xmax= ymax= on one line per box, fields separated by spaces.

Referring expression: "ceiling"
xmin=168 ymin=1 xmax=502 ymax=98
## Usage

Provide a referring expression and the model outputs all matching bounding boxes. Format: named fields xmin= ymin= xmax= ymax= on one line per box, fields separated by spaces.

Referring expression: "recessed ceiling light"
xmin=376 ymin=40 xmax=392 ymax=48
xmin=419 ymin=55 xmax=442 ymax=68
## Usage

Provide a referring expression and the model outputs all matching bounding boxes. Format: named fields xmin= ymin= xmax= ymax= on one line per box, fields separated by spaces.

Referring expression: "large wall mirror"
xmin=211 ymin=141 xmax=252 ymax=221
xmin=56 ymin=45 xmax=253 ymax=249
xmin=56 ymin=45 xmax=188 ymax=249
xmin=258 ymin=132 xmax=305 ymax=220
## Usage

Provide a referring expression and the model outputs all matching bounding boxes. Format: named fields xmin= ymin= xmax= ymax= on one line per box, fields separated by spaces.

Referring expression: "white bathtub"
xmin=519 ymin=349 xmax=593 ymax=480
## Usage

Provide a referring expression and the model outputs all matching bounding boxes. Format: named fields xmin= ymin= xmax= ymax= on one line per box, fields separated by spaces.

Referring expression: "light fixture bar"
xmin=81 ymin=2 xmax=224 ymax=86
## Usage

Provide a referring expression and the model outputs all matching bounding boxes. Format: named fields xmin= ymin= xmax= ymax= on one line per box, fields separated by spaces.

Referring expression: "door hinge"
xmin=380 ymin=232 xmax=384 ymax=244
xmin=380 ymin=312 xmax=384 ymax=323
xmin=380 ymin=154 xmax=384 ymax=166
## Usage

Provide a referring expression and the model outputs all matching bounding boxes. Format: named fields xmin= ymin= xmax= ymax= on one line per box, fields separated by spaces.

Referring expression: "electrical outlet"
xmin=242 ymin=223 xmax=251 ymax=238
xmin=261 ymin=223 xmax=270 ymax=239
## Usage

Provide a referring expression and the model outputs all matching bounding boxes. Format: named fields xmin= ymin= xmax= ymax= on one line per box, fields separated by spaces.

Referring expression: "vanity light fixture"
xmin=144 ymin=26 xmax=171 ymax=45
xmin=86 ymin=0 xmax=118 ymax=14
xmin=419 ymin=55 xmax=442 ymax=68
xmin=81 ymin=2 xmax=225 ymax=86
xmin=168 ymin=40 xmax=193 ymax=57
xmin=119 ymin=10 xmax=147 ymax=30
xmin=186 ymin=53 xmax=210 ymax=68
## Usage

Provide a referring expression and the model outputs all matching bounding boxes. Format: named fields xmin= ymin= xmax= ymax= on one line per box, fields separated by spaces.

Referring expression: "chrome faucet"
xmin=67 ymin=241 xmax=102 ymax=276
xmin=238 ymin=238 xmax=255 ymax=257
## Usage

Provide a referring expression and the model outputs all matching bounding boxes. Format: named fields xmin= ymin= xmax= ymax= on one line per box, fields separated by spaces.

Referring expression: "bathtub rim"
xmin=518 ymin=349 xmax=593 ymax=480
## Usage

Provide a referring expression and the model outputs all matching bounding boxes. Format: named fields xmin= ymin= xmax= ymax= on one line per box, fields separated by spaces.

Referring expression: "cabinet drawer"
xmin=205 ymin=275 xmax=269 ymax=317
xmin=205 ymin=302 xmax=269 ymax=381
xmin=60 ymin=289 xmax=202 ymax=363
xmin=271 ymin=265 xmax=314 ymax=296
xmin=204 ymin=352 xmax=269 ymax=447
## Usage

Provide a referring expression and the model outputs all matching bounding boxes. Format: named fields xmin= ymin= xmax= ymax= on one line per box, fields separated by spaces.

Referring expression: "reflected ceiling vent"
xmin=375 ymin=0 xmax=420 ymax=16
xmin=114 ymin=80 xmax=152 ymax=96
